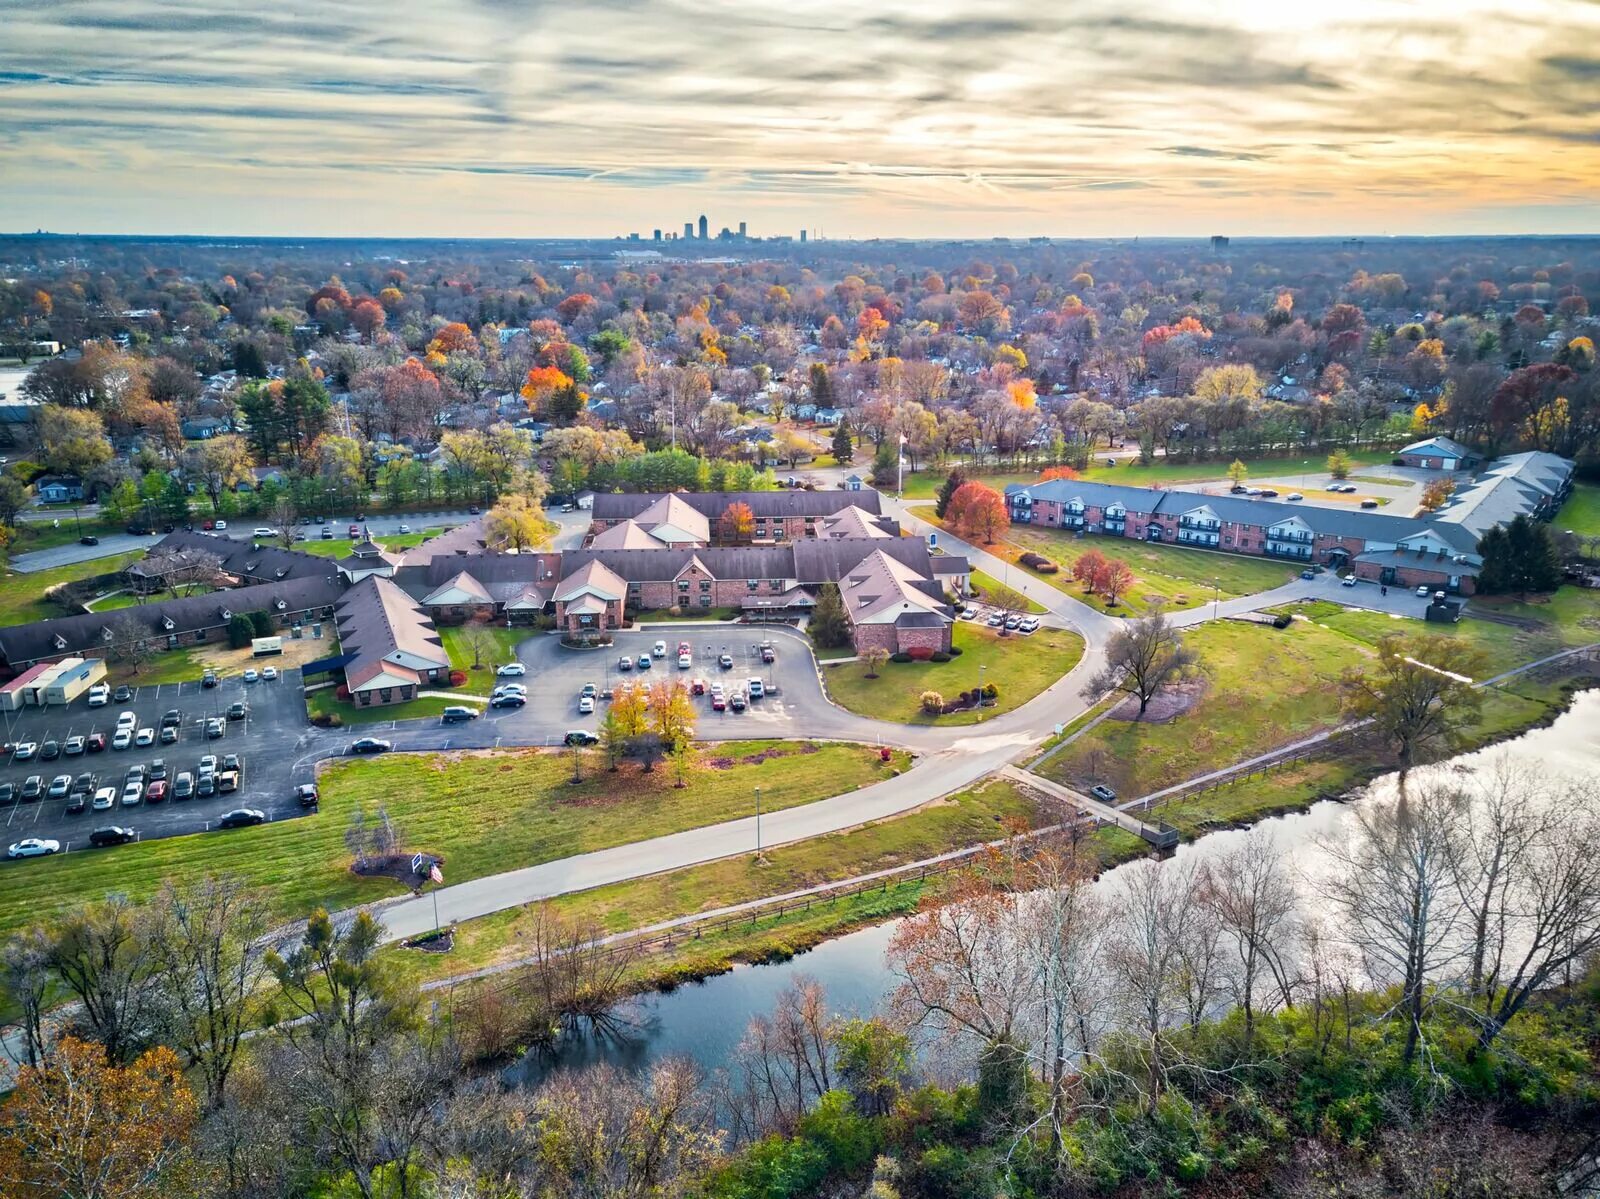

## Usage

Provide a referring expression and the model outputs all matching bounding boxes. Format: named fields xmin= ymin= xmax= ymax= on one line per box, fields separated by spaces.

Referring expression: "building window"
xmin=699 ymin=580 xmax=711 ymax=593
xmin=698 ymin=595 xmax=712 ymax=607
xmin=677 ymin=580 xmax=690 ymax=592
xmin=747 ymin=579 xmax=759 ymax=591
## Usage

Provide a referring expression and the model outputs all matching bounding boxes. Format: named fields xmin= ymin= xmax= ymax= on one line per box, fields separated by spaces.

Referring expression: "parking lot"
xmin=0 ymin=668 xmax=313 ymax=857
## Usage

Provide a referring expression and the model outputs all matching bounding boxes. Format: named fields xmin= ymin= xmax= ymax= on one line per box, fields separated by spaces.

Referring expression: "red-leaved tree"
xmin=946 ymin=482 xmax=1009 ymax=544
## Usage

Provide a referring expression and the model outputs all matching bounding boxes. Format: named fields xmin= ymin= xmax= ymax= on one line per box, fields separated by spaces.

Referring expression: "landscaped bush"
xmin=1034 ymin=561 xmax=1060 ymax=574
xmin=891 ymin=652 xmax=912 ymax=663
xmin=668 ymin=604 xmax=683 ymax=617
xmin=983 ymin=682 xmax=999 ymax=699
xmin=448 ymin=669 xmax=467 ymax=686
xmin=335 ymin=684 xmax=351 ymax=701
xmin=948 ymin=645 xmax=963 ymax=656
xmin=920 ymin=690 xmax=945 ymax=714
xmin=908 ymin=646 xmax=935 ymax=661
xmin=310 ymin=712 xmax=343 ymax=728
xmin=1272 ymin=613 xmax=1293 ymax=629
xmin=930 ymin=651 xmax=951 ymax=662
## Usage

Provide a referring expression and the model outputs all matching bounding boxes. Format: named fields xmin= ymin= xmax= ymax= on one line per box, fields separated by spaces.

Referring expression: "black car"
xmin=217 ymin=809 xmax=266 ymax=829
xmin=491 ymin=693 xmax=525 ymax=709
xmin=161 ymin=708 xmax=182 ymax=728
xmin=89 ymin=826 xmax=138 ymax=847
xmin=0 ymin=782 xmax=13 ymax=806
xmin=295 ymin=782 xmax=320 ymax=807
xmin=114 ymin=685 xmax=133 ymax=702
xmin=350 ymin=737 xmax=392 ymax=754
xmin=563 ymin=730 xmax=600 ymax=746
xmin=196 ymin=774 xmax=216 ymax=798
xmin=64 ymin=792 xmax=87 ymax=815
xmin=39 ymin=740 xmax=60 ymax=761
xmin=79 ymin=534 xmax=100 ymax=546
xmin=202 ymin=670 xmax=218 ymax=688
xmin=226 ymin=701 xmax=248 ymax=721
xmin=71 ymin=772 xmax=95 ymax=794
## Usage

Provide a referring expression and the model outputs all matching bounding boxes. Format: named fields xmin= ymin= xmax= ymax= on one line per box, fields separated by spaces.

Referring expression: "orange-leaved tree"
xmin=946 ymin=482 xmax=1009 ymax=544
xmin=719 ymin=501 xmax=755 ymax=544
xmin=521 ymin=365 xmax=573 ymax=415
xmin=0 ymin=1037 xmax=199 ymax=1199
xmin=426 ymin=321 xmax=478 ymax=357
xmin=1073 ymin=547 xmax=1107 ymax=594
xmin=1037 ymin=465 xmax=1080 ymax=482
xmin=1097 ymin=558 xmax=1135 ymax=607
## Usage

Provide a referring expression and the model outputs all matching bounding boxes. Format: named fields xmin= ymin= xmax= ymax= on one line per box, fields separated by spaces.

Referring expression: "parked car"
xmin=135 ymin=727 xmax=155 ymax=747
xmin=1258 ymin=488 xmax=1280 ymax=498
xmin=491 ymin=692 xmax=525 ymax=708
xmin=86 ymin=732 xmax=106 ymax=753
xmin=729 ymin=690 xmax=747 ymax=712
xmin=690 ymin=677 xmax=707 ymax=695
xmin=1341 ymin=575 xmax=1358 ymax=587
xmin=760 ymin=644 xmax=776 ymax=663
xmin=226 ymin=702 xmax=247 ymax=720
xmin=146 ymin=780 xmax=168 ymax=803
xmin=47 ymin=774 xmax=72 ymax=801
xmin=1017 ymin=616 xmax=1041 ymax=633
xmin=748 ymin=677 xmax=764 ymax=699
xmin=64 ymin=735 xmax=85 ymax=756
xmin=350 ymin=737 xmax=392 ymax=754
xmin=1004 ymin=615 xmax=1021 ymax=630
xmin=441 ymin=706 xmax=479 ymax=723
xmin=205 ymin=718 xmax=225 ymax=739
xmin=1416 ymin=584 xmax=1432 ymax=597
xmin=160 ymin=725 xmax=178 ymax=744
xmin=398 ymin=523 xmax=411 ymax=534
xmin=959 ymin=606 xmax=978 ymax=620
xmin=91 ymin=785 xmax=116 ymax=810
xmin=173 ymin=772 xmax=194 ymax=800
xmin=243 ymin=668 xmax=258 ymax=683
xmin=198 ymin=754 xmax=218 ymax=777
xmin=217 ymin=809 xmax=266 ymax=829
xmin=196 ymin=774 xmax=216 ymax=798
xmin=617 ymin=655 xmax=633 ymax=672
xmin=80 ymin=534 xmax=100 ymax=546
xmin=637 ymin=654 xmax=652 ymax=670
xmin=1300 ymin=569 xmax=1316 ymax=580
xmin=678 ymin=651 xmax=692 ymax=669
xmin=114 ymin=685 xmax=133 ymax=702
xmin=90 ymin=826 xmax=137 ymax=847
xmin=7 ymin=838 xmax=60 ymax=859
xmin=64 ymin=791 xmax=87 ymax=814
xmin=718 ymin=653 xmax=734 ymax=669
xmin=217 ymin=771 xmax=238 ymax=793
xmin=40 ymin=740 xmax=60 ymax=761
xmin=262 ymin=666 xmax=278 ymax=681
xmin=1286 ymin=493 xmax=1304 ymax=502
xmin=652 ymin=640 xmax=667 ymax=658
xmin=321 ymin=527 xmax=334 ymax=539
xmin=112 ymin=728 xmax=134 ymax=750
xmin=120 ymin=779 xmax=143 ymax=806
xmin=0 ymin=783 xmax=11 ymax=806
xmin=563 ymin=730 xmax=599 ymax=746
xmin=87 ymin=683 xmax=110 ymax=707
xmin=1089 ymin=784 xmax=1118 ymax=803
xmin=296 ymin=782 xmax=320 ymax=807
xmin=1359 ymin=498 xmax=1379 ymax=509
xmin=20 ymin=775 xmax=43 ymax=801
xmin=710 ymin=691 xmax=727 ymax=712
xmin=986 ymin=612 xmax=1005 ymax=627
xmin=577 ymin=696 xmax=595 ymax=715
xmin=13 ymin=742 xmax=37 ymax=761
xmin=497 ymin=662 xmax=526 ymax=677
xmin=222 ymin=753 xmax=241 ymax=774
xmin=213 ymin=519 xmax=227 ymax=531
xmin=202 ymin=669 xmax=218 ymax=688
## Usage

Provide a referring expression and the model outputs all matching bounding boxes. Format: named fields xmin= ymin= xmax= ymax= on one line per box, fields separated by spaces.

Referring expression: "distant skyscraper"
xmin=799 ymin=229 xmax=807 ymax=243
xmin=652 ymin=229 xmax=661 ymax=241
xmin=738 ymin=221 xmax=747 ymax=238
xmin=683 ymin=221 xmax=693 ymax=239
xmin=697 ymin=214 xmax=708 ymax=239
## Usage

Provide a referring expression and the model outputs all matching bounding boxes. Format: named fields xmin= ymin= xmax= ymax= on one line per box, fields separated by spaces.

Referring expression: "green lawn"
xmin=1554 ymin=482 xmax=1600 ymax=537
xmin=0 ymin=739 xmax=910 ymax=939
xmin=87 ymin=585 xmax=215 ymax=612
xmin=296 ymin=528 xmax=441 ymax=559
xmin=305 ymin=687 xmax=484 ymax=726
xmin=967 ymin=569 xmax=1047 ymax=613
xmin=1040 ymin=619 xmax=1363 ymax=799
xmin=823 ymin=621 xmax=1084 ymax=724
xmin=0 ymin=552 xmax=144 ymax=624
xmin=437 ymin=625 xmax=532 ymax=675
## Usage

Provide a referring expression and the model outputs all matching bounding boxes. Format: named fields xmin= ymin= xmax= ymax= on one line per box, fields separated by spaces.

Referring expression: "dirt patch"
xmin=404 ymin=928 xmax=455 ymax=953
xmin=1107 ymin=680 xmax=1206 ymax=724
xmin=351 ymin=852 xmax=436 ymax=888
xmin=704 ymin=742 xmax=820 ymax=770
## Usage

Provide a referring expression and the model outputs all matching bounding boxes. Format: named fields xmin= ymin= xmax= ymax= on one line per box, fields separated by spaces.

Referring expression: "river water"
xmin=509 ymin=689 xmax=1600 ymax=1085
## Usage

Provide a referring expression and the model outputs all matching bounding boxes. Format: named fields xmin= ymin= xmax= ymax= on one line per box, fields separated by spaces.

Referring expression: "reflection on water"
xmin=508 ymin=689 xmax=1600 ymax=1086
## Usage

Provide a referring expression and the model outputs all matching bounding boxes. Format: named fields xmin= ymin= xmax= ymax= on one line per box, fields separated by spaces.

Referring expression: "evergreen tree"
xmin=831 ymin=418 xmax=854 ymax=465
xmin=1476 ymin=515 xmax=1562 ymax=597
xmin=934 ymin=467 xmax=967 ymax=520
xmin=870 ymin=440 xmax=898 ymax=488
xmin=809 ymin=583 xmax=851 ymax=649
xmin=809 ymin=362 xmax=834 ymax=406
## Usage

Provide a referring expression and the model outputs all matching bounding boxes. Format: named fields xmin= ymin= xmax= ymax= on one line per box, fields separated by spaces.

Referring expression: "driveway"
xmin=8 ymin=533 xmax=161 ymax=573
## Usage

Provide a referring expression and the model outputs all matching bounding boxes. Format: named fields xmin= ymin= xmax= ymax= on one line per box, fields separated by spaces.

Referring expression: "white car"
xmin=1416 ymin=585 xmax=1432 ymax=597
xmin=243 ymin=668 xmax=259 ymax=683
xmin=497 ymin=662 xmax=526 ymax=677
xmin=262 ymin=666 xmax=278 ymax=681
xmin=1018 ymin=616 xmax=1041 ymax=633
xmin=92 ymin=786 xmax=117 ymax=811
xmin=652 ymin=640 xmax=667 ymax=658
xmin=135 ymin=727 xmax=155 ymax=747
xmin=1341 ymin=575 xmax=1358 ymax=587
xmin=578 ymin=696 xmax=595 ymax=715
xmin=112 ymin=728 xmax=134 ymax=751
xmin=7 ymin=838 xmax=60 ymax=860
xmin=496 ymin=682 xmax=528 ymax=695
xmin=120 ymin=779 xmax=143 ymax=806
xmin=213 ymin=519 xmax=227 ymax=531
xmin=1286 ymin=493 xmax=1304 ymax=502
xmin=116 ymin=710 xmax=138 ymax=731
xmin=87 ymin=683 xmax=110 ymax=707
xmin=253 ymin=527 xmax=274 ymax=538
xmin=398 ymin=523 xmax=411 ymax=534
xmin=678 ymin=652 xmax=692 ymax=669
xmin=13 ymin=742 xmax=37 ymax=761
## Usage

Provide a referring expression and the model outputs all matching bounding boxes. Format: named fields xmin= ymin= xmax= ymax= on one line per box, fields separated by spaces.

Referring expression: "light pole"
xmin=1212 ymin=577 xmax=1219 ymax=620
xmin=979 ymin=663 xmax=987 ymax=717
xmin=754 ymin=785 xmax=762 ymax=855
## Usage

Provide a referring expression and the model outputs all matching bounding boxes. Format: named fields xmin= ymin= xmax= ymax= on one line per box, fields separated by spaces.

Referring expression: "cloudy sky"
xmin=3 ymin=0 xmax=1599 ymax=239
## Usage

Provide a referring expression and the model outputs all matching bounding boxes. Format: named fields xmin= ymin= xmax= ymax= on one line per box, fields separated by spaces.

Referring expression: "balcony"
xmin=1177 ymin=531 xmax=1219 ymax=547
xmin=1178 ymin=517 xmax=1220 ymax=531
xmin=1264 ymin=542 xmax=1312 ymax=560
xmin=1267 ymin=530 xmax=1313 ymax=545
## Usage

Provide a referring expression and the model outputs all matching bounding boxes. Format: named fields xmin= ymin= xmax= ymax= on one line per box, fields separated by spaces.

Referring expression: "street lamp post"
xmin=979 ymin=663 xmax=987 ymax=717
xmin=1213 ymin=577 xmax=1219 ymax=620
xmin=754 ymin=785 xmax=762 ymax=855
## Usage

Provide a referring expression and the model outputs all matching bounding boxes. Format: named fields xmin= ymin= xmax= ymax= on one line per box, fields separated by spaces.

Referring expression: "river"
xmin=508 ymin=689 xmax=1600 ymax=1085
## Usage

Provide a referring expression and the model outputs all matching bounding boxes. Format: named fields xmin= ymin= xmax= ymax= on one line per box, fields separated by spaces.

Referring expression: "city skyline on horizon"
xmin=3 ymin=1 xmax=1599 ymax=240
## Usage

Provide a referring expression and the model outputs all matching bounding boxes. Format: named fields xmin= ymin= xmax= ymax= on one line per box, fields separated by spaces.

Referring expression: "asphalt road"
xmin=8 ymin=532 xmax=161 ymax=573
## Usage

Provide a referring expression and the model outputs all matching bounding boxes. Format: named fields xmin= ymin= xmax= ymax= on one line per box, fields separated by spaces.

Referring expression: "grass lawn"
xmin=1041 ymin=619 xmax=1363 ymax=799
xmin=0 ymin=739 xmax=910 ymax=940
xmin=106 ymin=646 xmax=214 ymax=687
xmin=1555 ymin=482 xmax=1600 ymax=537
xmin=297 ymin=529 xmax=441 ymax=559
xmin=0 ymin=552 xmax=144 ymax=624
xmin=305 ymin=687 xmax=485 ymax=726
xmin=7 ymin=515 xmax=129 ymax=554
xmin=386 ymin=774 xmax=1044 ymax=986
xmin=823 ymin=621 xmax=1084 ymax=724
xmin=437 ymin=625 xmax=533 ymax=675
xmin=967 ymin=569 xmax=1047 ymax=613
xmin=1347 ymin=474 xmax=1412 ymax=487
xmin=914 ymin=506 xmax=1295 ymax=616
xmin=87 ymin=585 xmax=215 ymax=612
xmin=1278 ymin=586 xmax=1600 ymax=679
xmin=635 ymin=607 xmax=740 ymax=623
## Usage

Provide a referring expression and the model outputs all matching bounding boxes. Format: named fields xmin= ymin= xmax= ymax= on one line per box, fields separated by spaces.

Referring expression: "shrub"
xmin=668 ymin=604 xmax=683 ymax=618
xmin=1035 ymin=562 xmax=1059 ymax=574
xmin=983 ymin=682 xmax=999 ymax=699
xmin=948 ymin=645 xmax=963 ymax=656
xmin=930 ymin=651 xmax=951 ymax=663
xmin=891 ymin=652 xmax=912 ymax=664
xmin=920 ymin=690 xmax=945 ymax=714
xmin=1272 ymin=613 xmax=1293 ymax=629
xmin=448 ymin=669 xmax=467 ymax=687
xmin=908 ymin=645 xmax=935 ymax=661
xmin=335 ymin=684 xmax=351 ymax=701
xmin=311 ymin=712 xmax=343 ymax=728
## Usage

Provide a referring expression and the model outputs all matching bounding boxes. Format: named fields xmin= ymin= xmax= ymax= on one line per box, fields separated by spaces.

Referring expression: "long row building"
xmin=1005 ymin=451 xmax=1574 ymax=596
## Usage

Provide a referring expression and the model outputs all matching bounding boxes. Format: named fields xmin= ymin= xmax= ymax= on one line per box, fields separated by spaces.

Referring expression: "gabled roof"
xmin=837 ymin=548 xmax=952 ymax=626
xmin=397 ymin=518 xmax=491 ymax=568
xmin=589 ymin=519 xmax=662 ymax=550
xmin=1429 ymin=452 xmax=1574 ymax=541
xmin=334 ymin=576 xmax=449 ymax=686
xmin=130 ymin=530 xmax=333 ymax=585
xmin=633 ymin=493 xmax=711 ymax=544
xmin=817 ymin=505 xmax=896 ymax=539
xmin=1400 ymin=436 xmax=1474 ymax=459
xmin=553 ymin=558 xmax=628 ymax=604
xmin=422 ymin=571 xmax=494 ymax=606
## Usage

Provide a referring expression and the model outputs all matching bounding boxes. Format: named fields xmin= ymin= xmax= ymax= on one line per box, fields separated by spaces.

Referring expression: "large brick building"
xmin=1005 ymin=451 xmax=1574 ymax=597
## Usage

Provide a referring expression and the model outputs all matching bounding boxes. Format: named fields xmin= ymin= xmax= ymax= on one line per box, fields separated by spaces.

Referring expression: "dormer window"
xmin=101 ymin=627 xmax=114 ymax=643
xmin=276 ymin=568 xmax=288 ymax=578
xmin=53 ymin=634 xmax=68 ymax=650
xmin=275 ymin=599 xmax=287 ymax=611
xmin=220 ymin=607 xmax=232 ymax=620
xmin=162 ymin=617 xmax=175 ymax=631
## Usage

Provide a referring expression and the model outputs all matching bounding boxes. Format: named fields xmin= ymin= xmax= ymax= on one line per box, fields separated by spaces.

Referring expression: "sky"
xmin=3 ymin=0 xmax=1600 ymax=240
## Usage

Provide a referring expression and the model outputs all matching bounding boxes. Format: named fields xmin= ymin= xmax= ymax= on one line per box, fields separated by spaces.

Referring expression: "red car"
xmin=86 ymin=732 xmax=107 ymax=753
xmin=690 ymin=677 xmax=707 ymax=696
xmin=201 ymin=519 xmax=215 ymax=531
xmin=710 ymin=692 xmax=726 ymax=711
xmin=348 ymin=524 xmax=360 ymax=537
xmin=145 ymin=780 xmax=168 ymax=803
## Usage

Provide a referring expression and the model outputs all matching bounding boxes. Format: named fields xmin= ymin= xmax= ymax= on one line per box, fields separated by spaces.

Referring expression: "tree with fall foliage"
xmin=1227 ymin=459 xmax=1249 ymax=489
xmin=648 ymin=681 xmax=696 ymax=751
xmin=1096 ymin=558 xmax=1135 ymax=608
xmin=484 ymin=494 xmax=553 ymax=554
xmin=0 ymin=1037 xmax=199 ymax=1199
xmin=1036 ymin=465 xmax=1080 ymax=482
xmin=1419 ymin=477 xmax=1456 ymax=512
xmin=1073 ymin=547 xmax=1107 ymax=594
xmin=521 ymin=364 xmax=573 ymax=415
xmin=1325 ymin=449 xmax=1353 ymax=480
xmin=945 ymin=481 xmax=1009 ymax=544
xmin=718 ymin=501 xmax=755 ymax=544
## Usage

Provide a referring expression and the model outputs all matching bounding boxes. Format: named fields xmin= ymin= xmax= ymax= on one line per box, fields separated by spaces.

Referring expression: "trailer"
xmin=251 ymin=636 xmax=284 ymax=657
xmin=40 ymin=657 xmax=107 ymax=705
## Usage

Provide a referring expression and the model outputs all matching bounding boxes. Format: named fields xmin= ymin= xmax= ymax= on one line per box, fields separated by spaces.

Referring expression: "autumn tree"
xmin=183 ymin=435 xmax=254 ymax=512
xmin=1227 ymin=459 xmax=1249 ymax=488
xmin=1419 ymin=476 xmax=1456 ymax=512
xmin=863 ymin=647 xmax=889 ymax=678
xmin=718 ymin=501 xmax=755 ymax=544
xmin=1072 ymin=547 xmax=1107 ymax=594
xmin=1339 ymin=634 xmax=1486 ymax=779
xmin=37 ymin=406 xmax=114 ymax=479
xmin=0 ymin=1037 xmax=199 ymax=1199
xmin=1326 ymin=449 xmax=1353 ymax=480
xmin=1087 ymin=611 xmax=1197 ymax=716
xmin=350 ymin=299 xmax=386 ymax=343
xmin=945 ymin=481 xmax=1009 ymax=544
xmin=1096 ymin=558 xmax=1134 ymax=608
xmin=483 ymin=493 xmax=552 ymax=553
xmin=647 ymin=681 xmax=696 ymax=751
xmin=609 ymin=683 xmax=649 ymax=739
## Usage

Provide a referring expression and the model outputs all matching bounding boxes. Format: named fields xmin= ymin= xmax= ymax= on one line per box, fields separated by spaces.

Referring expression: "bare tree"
xmin=0 ymin=927 xmax=53 ymax=1068
xmin=105 ymin=614 xmax=156 ymax=677
xmin=986 ymin=582 xmax=1029 ymax=633
xmin=460 ymin=622 xmax=495 ymax=671
xmin=45 ymin=894 xmax=160 ymax=1064
xmin=1318 ymin=782 xmax=1466 ymax=1067
xmin=1198 ymin=827 xmax=1301 ymax=1049
xmin=147 ymin=875 xmax=271 ymax=1110
xmin=135 ymin=544 xmax=225 ymax=599
xmin=269 ymin=496 xmax=298 ymax=549
xmin=1086 ymin=610 xmax=1197 ymax=717
xmin=728 ymin=977 xmax=835 ymax=1136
